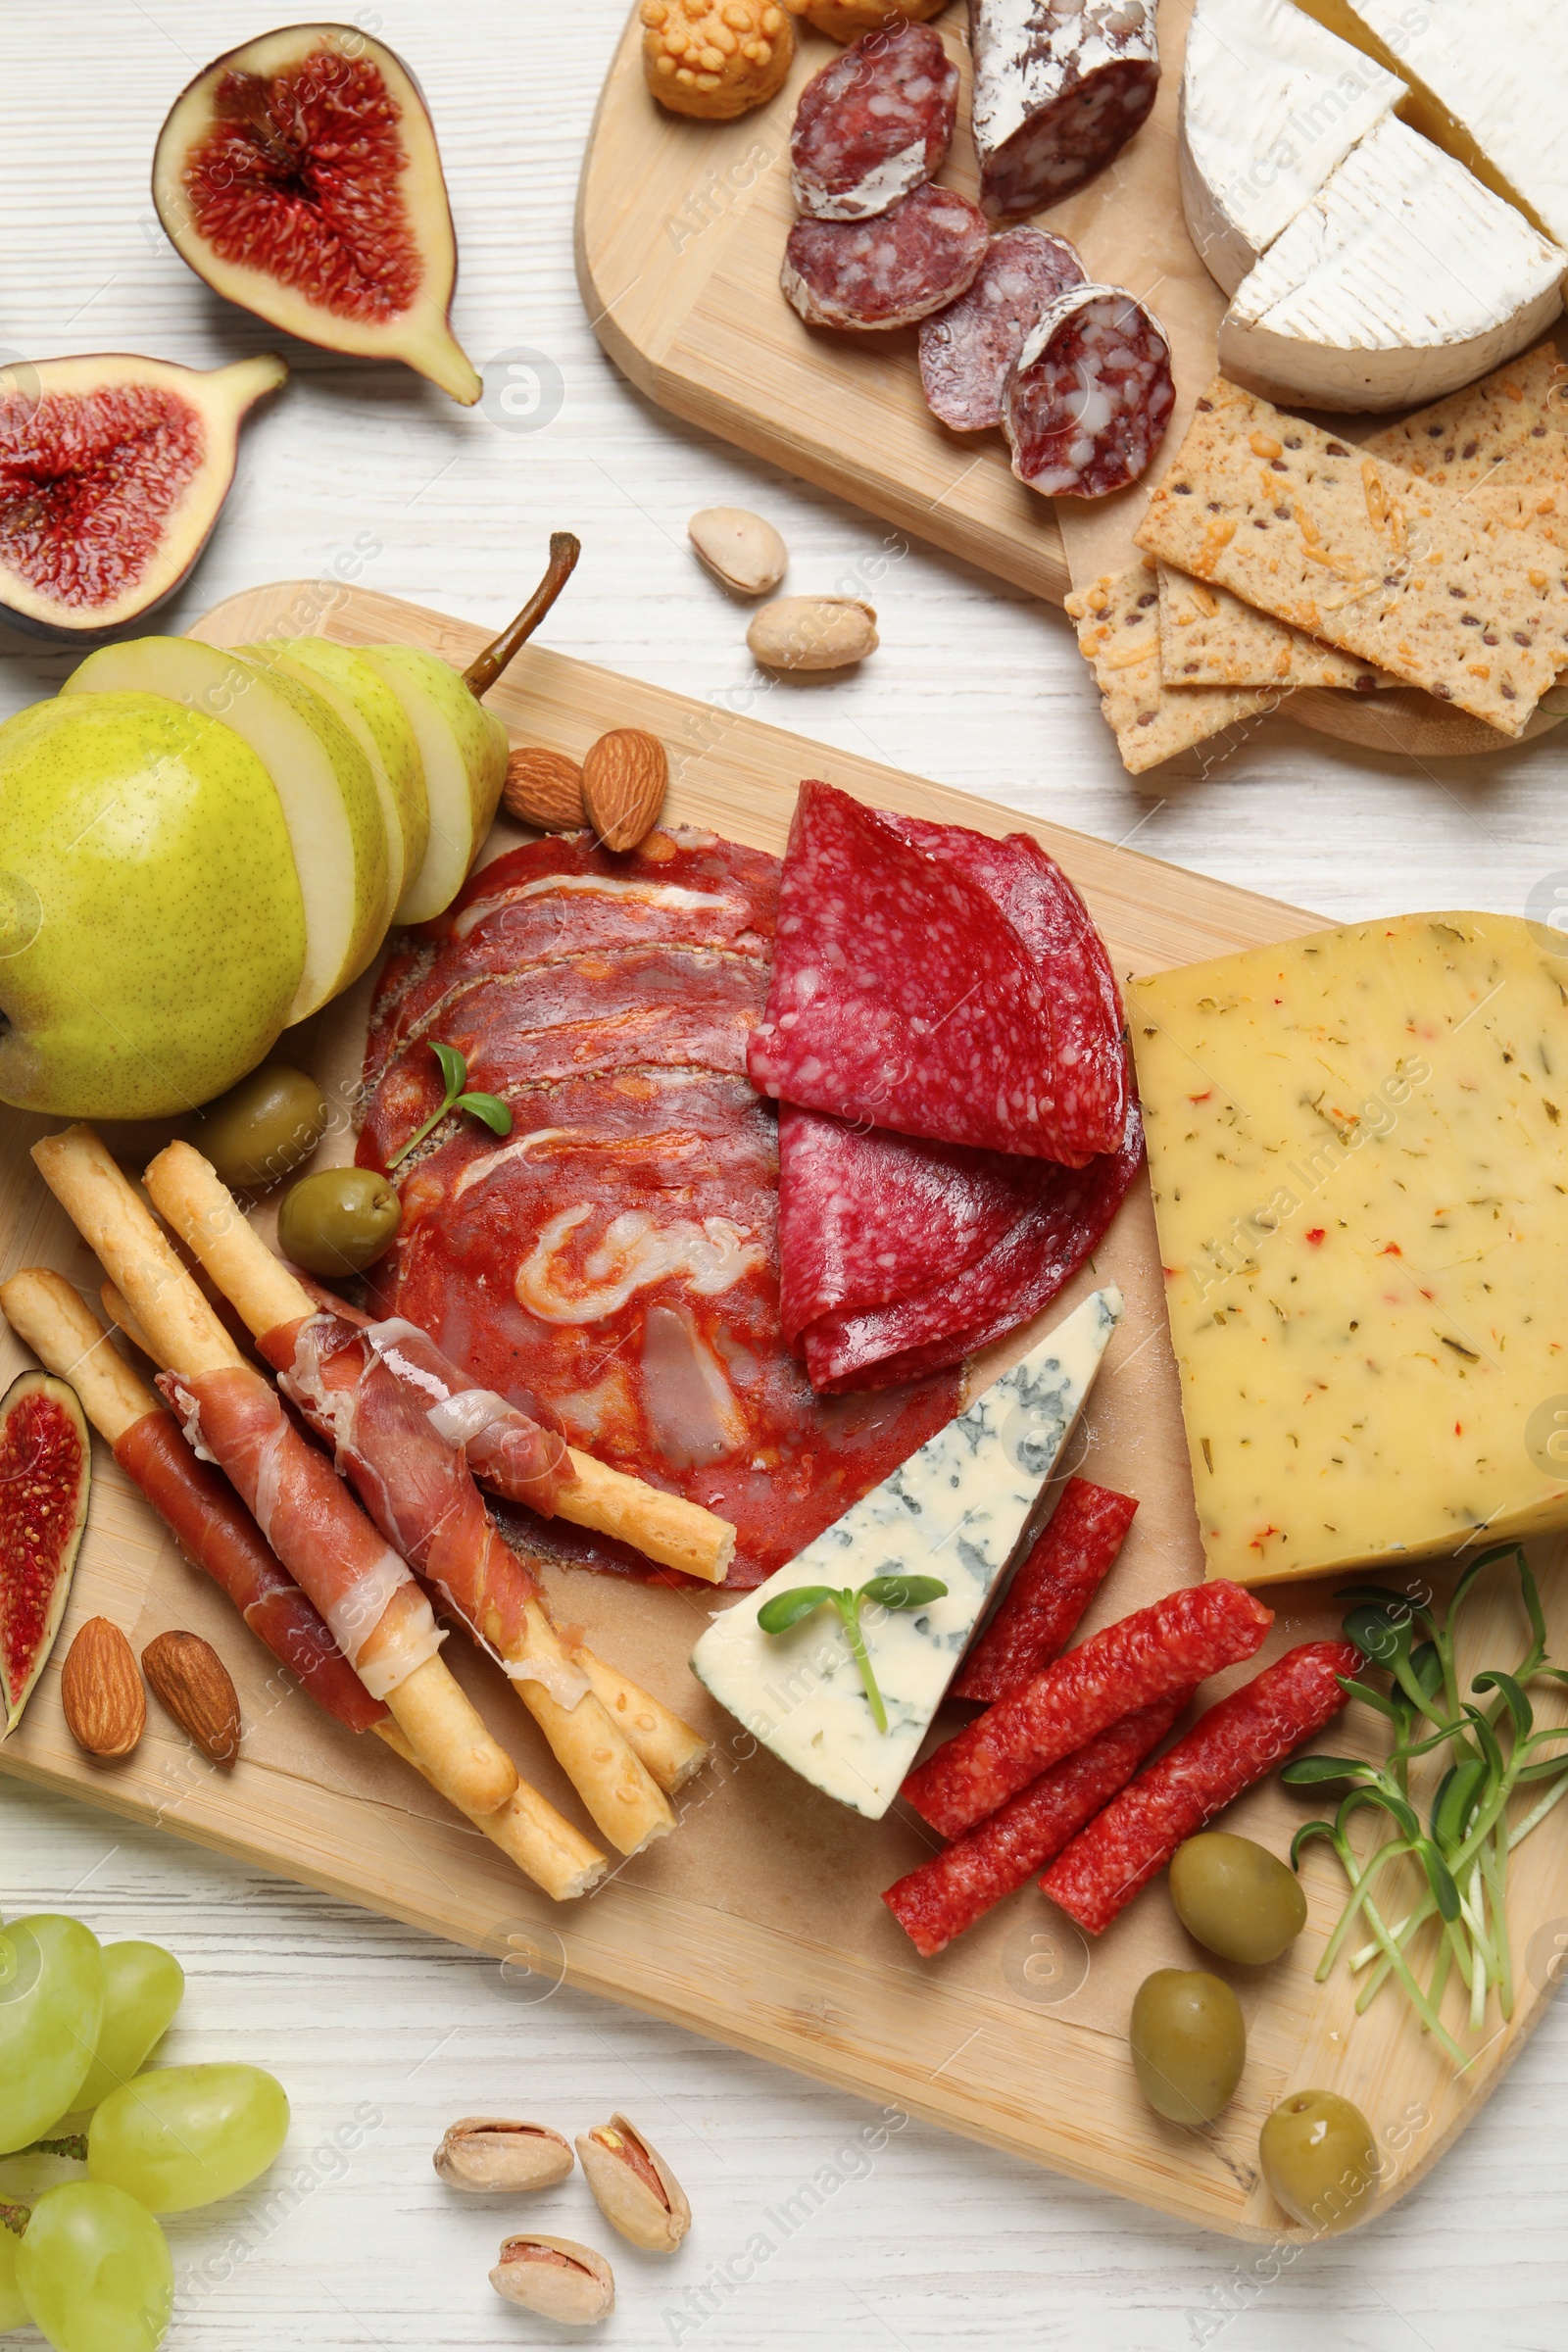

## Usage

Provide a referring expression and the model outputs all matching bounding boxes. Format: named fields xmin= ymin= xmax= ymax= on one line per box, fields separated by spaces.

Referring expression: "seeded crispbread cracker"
xmin=1065 ymin=560 xmax=1277 ymax=774
xmin=1135 ymin=378 xmax=1568 ymax=737
xmin=1156 ymin=564 xmax=1389 ymax=693
xmin=1365 ymin=342 xmax=1567 ymax=490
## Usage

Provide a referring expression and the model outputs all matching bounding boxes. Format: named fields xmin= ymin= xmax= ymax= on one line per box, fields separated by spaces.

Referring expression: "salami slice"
xmin=783 ymin=185 xmax=988 ymax=331
xmin=968 ymin=0 xmax=1159 ymax=220
xmin=791 ymin=23 xmax=958 ymax=222
xmin=882 ymin=1690 xmax=1188 ymax=1957
xmin=882 ymin=817 xmax=1128 ymax=1162
xmin=797 ymin=1096 xmax=1143 ymax=1391
xmin=953 ymin=1476 xmax=1138 ymax=1703
xmin=918 ymin=227 xmax=1086 ymax=432
xmin=1004 ymin=283 xmax=1175 ymax=499
xmin=902 ymin=1580 xmax=1273 ymax=1839
xmin=748 ymin=781 xmax=1083 ymax=1161
xmin=1041 ymin=1642 xmax=1362 ymax=1935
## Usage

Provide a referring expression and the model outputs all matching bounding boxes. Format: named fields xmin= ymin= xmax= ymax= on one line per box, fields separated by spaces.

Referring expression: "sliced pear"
xmin=354 ymin=646 xmax=508 ymax=924
xmin=240 ymin=639 xmax=429 ymax=932
xmin=152 ymin=25 xmax=480 ymax=405
xmin=64 ymin=639 xmax=388 ymax=1021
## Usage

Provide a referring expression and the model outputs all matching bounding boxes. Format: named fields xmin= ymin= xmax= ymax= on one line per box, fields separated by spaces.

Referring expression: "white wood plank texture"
xmin=1 ymin=4 xmax=1566 ymax=2345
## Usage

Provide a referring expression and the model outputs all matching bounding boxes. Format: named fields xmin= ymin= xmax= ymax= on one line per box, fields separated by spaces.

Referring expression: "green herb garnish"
xmin=386 ymin=1040 xmax=512 ymax=1171
xmin=1284 ymin=1546 xmax=1568 ymax=2063
xmin=757 ymin=1575 xmax=949 ymax=1735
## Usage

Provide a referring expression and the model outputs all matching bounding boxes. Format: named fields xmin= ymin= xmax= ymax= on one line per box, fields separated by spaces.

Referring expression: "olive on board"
xmin=276 ymin=1167 xmax=401 ymax=1276
xmin=1170 ymin=1833 xmax=1308 ymax=1966
xmin=1129 ymin=1969 xmax=1246 ymax=2126
xmin=1259 ymin=2089 xmax=1379 ymax=2235
xmin=193 ymin=1064 xmax=329 ymax=1191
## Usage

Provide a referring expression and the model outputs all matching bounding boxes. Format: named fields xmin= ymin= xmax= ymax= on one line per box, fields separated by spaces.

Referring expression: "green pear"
xmin=0 ymin=693 xmax=304 ymax=1119
xmin=64 ymin=639 xmax=388 ymax=1020
xmin=243 ymin=638 xmax=429 ymax=928
xmin=354 ymin=646 xmax=508 ymax=922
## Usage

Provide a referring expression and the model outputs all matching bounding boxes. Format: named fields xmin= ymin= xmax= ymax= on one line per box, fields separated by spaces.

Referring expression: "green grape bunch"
xmin=0 ymin=1910 xmax=288 ymax=2352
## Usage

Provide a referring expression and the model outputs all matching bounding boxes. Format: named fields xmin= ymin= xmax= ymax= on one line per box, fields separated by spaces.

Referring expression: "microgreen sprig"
xmin=386 ymin=1040 xmax=513 ymax=1172
xmin=757 ymin=1575 xmax=949 ymax=1734
xmin=1282 ymin=1546 xmax=1568 ymax=2060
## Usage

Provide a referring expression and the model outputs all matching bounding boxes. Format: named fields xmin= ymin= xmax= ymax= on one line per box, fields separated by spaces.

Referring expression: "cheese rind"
xmin=689 ymin=1289 xmax=1122 ymax=1817
xmin=1294 ymin=0 xmax=1568 ymax=248
xmin=1130 ymin=914 xmax=1568 ymax=1586
xmin=1179 ymin=0 xmax=1404 ymax=297
xmin=1220 ymin=116 xmax=1567 ymax=414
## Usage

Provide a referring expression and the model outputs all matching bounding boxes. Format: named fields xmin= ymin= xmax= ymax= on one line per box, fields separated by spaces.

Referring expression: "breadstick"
xmin=30 ymin=1127 xmax=518 ymax=1823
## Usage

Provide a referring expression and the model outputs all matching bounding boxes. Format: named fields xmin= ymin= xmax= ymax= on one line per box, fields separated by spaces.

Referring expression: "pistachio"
xmin=575 ymin=2113 xmax=691 ymax=2253
xmin=747 ymin=595 xmax=877 ymax=671
xmin=434 ymin=2117 xmax=573 ymax=2193
xmin=689 ymin=506 xmax=789 ymax=597
xmin=490 ymin=2234 xmax=614 ymax=2326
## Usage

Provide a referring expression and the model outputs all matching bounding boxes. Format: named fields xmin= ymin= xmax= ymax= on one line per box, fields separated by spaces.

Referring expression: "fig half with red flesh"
xmin=153 ymin=24 xmax=481 ymax=406
xmin=0 ymin=353 xmax=286 ymax=642
xmin=0 ymin=1370 xmax=91 ymax=1738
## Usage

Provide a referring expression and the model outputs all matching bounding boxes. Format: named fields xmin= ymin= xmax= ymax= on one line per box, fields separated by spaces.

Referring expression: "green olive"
xmin=276 ymin=1167 xmax=401 ymax=1276
xmin=1170 ymin=1832 xmax=1308 ymax=1966
xmin=1129 ymin=1969 xmax=1246 ymax=2126
xmin=193 ymin=1064 xmax=329 ymax=1191
xmin=1259 ymin=2089 xmax=1379 ymax=2235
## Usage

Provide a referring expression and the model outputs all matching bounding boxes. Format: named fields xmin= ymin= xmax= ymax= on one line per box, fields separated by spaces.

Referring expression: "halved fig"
xmin=153 ymin=24 xmax=480 ymax=405
xmin=0 ymin=1371 xmax=92 ymax=1738
xmin=0 ymin=353 xmax=285 ymax=642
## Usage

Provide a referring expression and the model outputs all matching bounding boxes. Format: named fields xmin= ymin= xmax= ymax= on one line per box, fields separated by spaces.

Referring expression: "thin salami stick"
xmin=883 ymin=1690 xmax=1189 ymax=1958
xmin=901 ymin=1581 xmax=1273 ymax=1839
xmin=953 ymin=1477 xmax=1138 ymax=1704
xmin=1041 ymin=1642 xmax=1362 ymax=1936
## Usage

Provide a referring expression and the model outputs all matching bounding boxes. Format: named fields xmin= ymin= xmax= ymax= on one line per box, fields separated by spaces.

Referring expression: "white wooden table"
xmin=2 ymin=5 xmax=1566 ymax=2345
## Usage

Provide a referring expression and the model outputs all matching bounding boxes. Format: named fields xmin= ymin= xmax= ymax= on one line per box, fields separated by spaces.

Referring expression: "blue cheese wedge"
xmin=689 ymin=1288 xmax=1122 ymax=1819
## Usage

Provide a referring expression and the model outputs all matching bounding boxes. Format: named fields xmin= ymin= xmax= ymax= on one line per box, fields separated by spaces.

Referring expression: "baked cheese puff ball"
xmin=785 ymin=0 xmax=949 ymax=42
xmin=641 ymin=1 xmax=795 ymax=119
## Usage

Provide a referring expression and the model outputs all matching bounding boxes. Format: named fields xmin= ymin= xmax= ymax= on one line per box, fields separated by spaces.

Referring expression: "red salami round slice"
xmin=918 ymin=227 xmax=1085 ymax=432
xmin=783 ymin=185 xmax=989 ymax=331
xmin=791 ymin=23 xmax=958 ymax=222
xmin=1004 ymin=283 xmax=1175 ymax=499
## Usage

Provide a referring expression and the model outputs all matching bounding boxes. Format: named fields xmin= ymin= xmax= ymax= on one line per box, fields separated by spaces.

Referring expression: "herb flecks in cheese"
xmin=1132 ymin=913 xmax=1568 ymax=1586
xmin=689 ymin=1289 xmax=1122 ymax=1817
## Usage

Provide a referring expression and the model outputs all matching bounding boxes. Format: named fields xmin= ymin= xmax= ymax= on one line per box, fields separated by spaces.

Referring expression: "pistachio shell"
xmin=689 ymin=506 xmax=789 ymax=597
xmin=434 ymin=2117 xmax=573 ymax=2192
xmin=575 ymin=2112 xmax=691 ymax=2252
xmin=747 ymin=595 xmax=877 ymax=671
xmin=490 ymin=2234 xmax=614 ymax=2326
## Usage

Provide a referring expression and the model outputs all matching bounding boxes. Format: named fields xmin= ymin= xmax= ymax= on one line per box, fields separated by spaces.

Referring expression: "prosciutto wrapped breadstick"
xmin=0 ymin=1268 xmax=605 ymax=1899
xmin=143 ymin=1143 xmax=691 ymax=1854
xmin=30 ymin=1127 xmax=518 ymax=1825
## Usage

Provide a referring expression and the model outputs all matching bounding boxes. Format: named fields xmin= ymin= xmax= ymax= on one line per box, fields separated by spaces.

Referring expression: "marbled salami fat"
xmin=918 ymin=226 xmax=1085 ymax=431
xmin=791 ymin=23 xmax=958 ymax=221
xmin=902 ymin=1580 xmax=1274 ymax=1839
xmin=747 ymin=781 xmax=1079 ymax=1159
xmin=884 ymin=814 xmax=1128 ymax=1160
xmin=1041 ymin=1642 xmax=1362 ymax=1934
xmin=1004 ymin=282 xmax=1175 ymax=498
xmin=968 ymin=0 xmax=1159 ymax=220
xmin=795 ymin=1097 xmax=1143 ymax=1391
xmin=783 ymin=184 xmax=988 ymax=330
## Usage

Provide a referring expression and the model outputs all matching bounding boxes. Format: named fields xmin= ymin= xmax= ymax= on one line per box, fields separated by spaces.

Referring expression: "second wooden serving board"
xmin=1 ymin=581 xmax=1565 ymax=2238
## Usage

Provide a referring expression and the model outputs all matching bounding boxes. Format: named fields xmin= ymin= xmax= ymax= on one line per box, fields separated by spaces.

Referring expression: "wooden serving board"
xmin=577 ymin=0 xmax=1567 ymax=762
xmin=3 ymin=581 xmax=1566 ymax=2240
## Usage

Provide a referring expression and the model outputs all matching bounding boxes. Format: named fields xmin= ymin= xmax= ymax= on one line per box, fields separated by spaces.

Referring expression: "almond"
xmin=582 ymin=729 xmax=669 ymax=853
xmin=502 ymin=746 xmax=586 ymax=832
xmin=142 ymin=1630 xmax=241 ymax=1767
xmin=61 ymin=1618 xmax=145 ymax=1759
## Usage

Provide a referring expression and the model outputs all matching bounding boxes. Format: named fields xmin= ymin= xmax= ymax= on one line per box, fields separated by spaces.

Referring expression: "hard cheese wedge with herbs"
xmin=1131 ymin=913 xmax=1568 ymax=1586
xmin=690 ymin=1290 xmax=1122 ymax=1818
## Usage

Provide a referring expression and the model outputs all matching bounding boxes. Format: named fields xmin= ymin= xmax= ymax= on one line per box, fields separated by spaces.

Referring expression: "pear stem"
xmin=462 ymin=534 xmax=581 ymax=701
